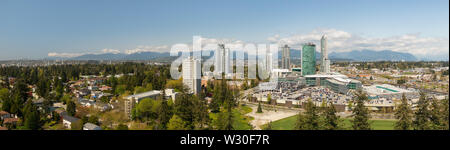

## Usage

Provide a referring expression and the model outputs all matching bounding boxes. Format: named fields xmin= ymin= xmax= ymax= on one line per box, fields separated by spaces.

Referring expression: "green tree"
xmin=174 ymin=91 xmax=195 ymax=129
xmin=441 ymin=98 xmax=449 ymax=130
xmin=301 ymin=99 xmax=320 ymax=130
xmin=351 ymin=90 xmax=371 ymax=130
xmin=116 ymin=124 xmax=129 ymax=130
xmin=192 ymin=97 xmax=210 ymax=129
xmin=429 ymin=97 xmax=442 ymax=129
xmin=394 ymin=94 xmax=412 ymax=130
xmin=157 ymin=100 xmax=172 ymax=129
xmin=295 ymin=112 xmax=307 ymax=130
xmin=267 ymin=93 xmax=272 ymax=104
xmin=210 ymin=80 xmax=222 ymax=113
xmin=0 ymin=88 xmax=11 ymax=112
xmin=88 ymin=115 xmax=99 ymax=125
xmin=136 ymin=98 xmax=160 ymax=121
xmin=256 ymin=102 xmax=263 ymax=113
xmin=323 ymin=102 xmax=342 ymax=130
xmin=413 ymin=92 xmax=431 ymax=130
xmin=167 ymin=115 xmax=187 ymax=130
xmin=23 ymin=101 xmax=41 ymax=130
xmin=10 ymin=79 xmax=30 ymax=117
xmin=66 ymin=100 xmax=76 ymax=116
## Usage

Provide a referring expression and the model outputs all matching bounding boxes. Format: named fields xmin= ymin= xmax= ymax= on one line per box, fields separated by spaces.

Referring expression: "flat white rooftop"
xmin=364 ymin=84 xmax=414 ymax=95
xmin=126 ymin=90 xmax=161 ymax=100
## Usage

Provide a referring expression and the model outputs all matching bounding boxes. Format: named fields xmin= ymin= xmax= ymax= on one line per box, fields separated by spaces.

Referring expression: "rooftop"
xmin=83 ymin=123 xmax=102 ymax=130
xmin=62 ymin=115 xmax=80 ymax=123
xmin=364 ymin=84 xmax=414 ymax=95
xmin=126 ymin=90 xmax=161 ymax=100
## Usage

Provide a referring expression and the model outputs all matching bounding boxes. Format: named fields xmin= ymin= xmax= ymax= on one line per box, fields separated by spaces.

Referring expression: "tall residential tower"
xmin=281 ymin=44 xmax=290 ymax=70
xmin=320 ymin=35 xmax=330 ymax=73
xmin=182 ymin=57 xmax=201 ymax=94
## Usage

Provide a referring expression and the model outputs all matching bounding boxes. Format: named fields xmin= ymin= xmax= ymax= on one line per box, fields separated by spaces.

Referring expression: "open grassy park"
xmin=209 ymin=105 xmax=254 ymax=130
xmin=267 ymin=115 xmax=397 ymax=130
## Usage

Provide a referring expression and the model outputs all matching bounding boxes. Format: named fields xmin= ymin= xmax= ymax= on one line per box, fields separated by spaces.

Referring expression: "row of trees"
xmin=396 ymin=92 xmax=449 ymax=130
xmin=294 ymin=90 xmax=449 ymax=130
xmin=294 ymin=90 xmax=371 ymax=130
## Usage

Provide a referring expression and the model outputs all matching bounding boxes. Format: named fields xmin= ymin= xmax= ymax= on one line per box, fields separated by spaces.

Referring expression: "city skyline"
xmin=0 ymin=0 xmax=448 ymax=60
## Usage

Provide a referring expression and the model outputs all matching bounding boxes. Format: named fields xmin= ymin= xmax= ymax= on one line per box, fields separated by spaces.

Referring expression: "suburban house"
xmin=0 ymin=111 xmax=11 ymax=120
xmin=2 ymin=118 xmax=20 ymax=127
xmin=83 ymin=123 xmax=102 ymax=130
xmin=62 ymin=115 xmax=80 ymax=129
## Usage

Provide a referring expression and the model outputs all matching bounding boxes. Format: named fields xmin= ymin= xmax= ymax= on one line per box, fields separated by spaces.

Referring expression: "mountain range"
xmin=48 ymin=49 xmax=420 ymax=62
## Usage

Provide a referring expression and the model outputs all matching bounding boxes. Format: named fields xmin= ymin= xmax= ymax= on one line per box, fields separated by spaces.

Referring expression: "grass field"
xmin=209 ymin=105 xmax=254 ymax=130
xmin=269 ymin=115 xmax=397 ymax=130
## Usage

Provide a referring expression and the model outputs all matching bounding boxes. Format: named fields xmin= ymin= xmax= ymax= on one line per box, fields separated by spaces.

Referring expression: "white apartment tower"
xmin=320 ymin=35 xmax=330 ymax=73
xmin=182 ymin=57 xmax=201 ymax=94
xmin=215 ymin=44 xmax=231 ymax=76
xmin=281 ymin=44 xmax=290 ymax=70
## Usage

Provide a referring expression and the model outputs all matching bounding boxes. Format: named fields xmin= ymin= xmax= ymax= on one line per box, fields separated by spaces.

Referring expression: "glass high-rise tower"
xmin=301 ymin=43 xmax=316 ymax=76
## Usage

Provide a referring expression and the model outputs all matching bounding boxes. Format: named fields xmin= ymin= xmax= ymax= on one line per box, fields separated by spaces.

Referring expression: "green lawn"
xmin=269 ymin=115 xmax=397 ymax=130
xmin=209 ymin=105 xmax=254 ymax=130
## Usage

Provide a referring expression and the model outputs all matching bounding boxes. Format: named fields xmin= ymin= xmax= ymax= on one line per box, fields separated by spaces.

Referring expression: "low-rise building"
xmin=83 ymin=123 xmax=102 ymax=130
xmin=62 ymin=115 xmax=80 ymax=129
xmin=0 ymin=111 xmax=11 ymax=120
xmin=2 ymin=118 xmax=19 ymax=127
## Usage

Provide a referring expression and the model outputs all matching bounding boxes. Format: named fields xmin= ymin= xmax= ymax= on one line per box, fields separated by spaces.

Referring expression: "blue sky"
xmin=0 ymin=0 xmax=448 ymax=60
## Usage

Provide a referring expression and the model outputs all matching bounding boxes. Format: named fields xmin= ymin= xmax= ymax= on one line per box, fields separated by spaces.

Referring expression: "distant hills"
xmin=48 ymin=49 xmax=420 ymax=62
xmin=289 ymin=49 xmax=417 ymax=61
xmin=328 ymin=50 xmax=418 ymax=61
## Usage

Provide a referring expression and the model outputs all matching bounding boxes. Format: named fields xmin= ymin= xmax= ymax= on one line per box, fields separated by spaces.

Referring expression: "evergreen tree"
xmin=174 ymin=91 xmax=195 ymax=129
xmin=441 ymin=98 xmax=449 ymax=130
xmin=0 ymin=88 xmax=11 ymax=112
xmin=10 ymin=79 xmax=30 ymax=117
xmin=23 ymin=101 xmax=41 ymax=130
xmin=295 ymin=112 xmax=307 ymax=130
xmin=209 ymin=81 xmax=221 ymax=113
xmin=257 ymin=102 xmax=263 ymax=113
xmin=323 ymin=102 xmax=341 ymax=130
xmin=429 ymin=97 xmax=442 ymax=129
xmin=394 ymin=94 xmax=412 ymax=130
xmin=158 ymin=100 xmax=172 ymax=129
xmin=224 ymin=105 xmax=234 ymax=130
xmin=302 ymin=99 xmax=320 ymax=130
xmin=413 ymin=92 xmax=431 ymax=130
xmin=66 ymin=100 xmax=77 ymax=116
xmin=193 ymin=97 xmax=210 ymax=129
xmin=351 ymin=90 xmax=371 ymax=130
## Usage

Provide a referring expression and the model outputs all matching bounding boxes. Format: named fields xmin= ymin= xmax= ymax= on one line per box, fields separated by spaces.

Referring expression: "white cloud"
xmin=124 ymin=45 xmax=169 ymax=54
xmin=268 ymin=28 xmax=449 ymax=60
xmin=47 ymin=52 xmax=85 ymax=58
xmin=48 ymin=48 xmax=121 ymax=58
xmin=48 ymin=46 xmax=169 ymax=58
xmin=101 ymin=48 xmax=121 ymax=54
